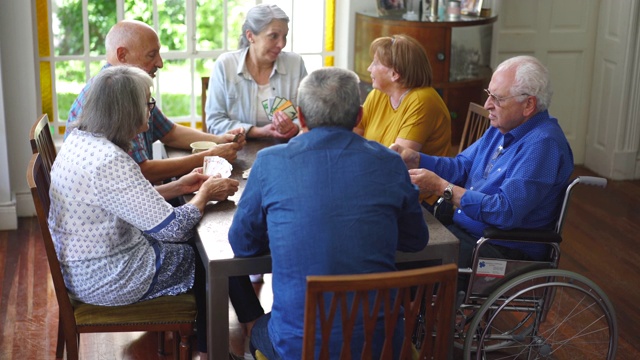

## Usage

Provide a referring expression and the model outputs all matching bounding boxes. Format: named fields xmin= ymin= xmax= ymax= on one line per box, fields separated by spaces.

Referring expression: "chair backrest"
xmin=29 ymin=114 xmax=58 ymax=181
xmin=26 ymin=153 xmax=78 ymax=334
xmin=201 ymin=76 xmax=209 ymax=133
xmin=302 ymin=263 xmax=458 ymax=360
xmin=458 ymin=102 xmax=490 ymax=154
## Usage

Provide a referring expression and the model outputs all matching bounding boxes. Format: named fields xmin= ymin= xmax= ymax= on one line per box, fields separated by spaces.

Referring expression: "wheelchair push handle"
xmin=576 ymin=176 xmax=607 ymax=188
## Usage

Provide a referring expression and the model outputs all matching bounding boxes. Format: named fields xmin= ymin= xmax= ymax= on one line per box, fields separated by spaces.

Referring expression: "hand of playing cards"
xmin=262 ymin=96 xmax=297 ymax=121
xmin=203 ymin=156 xmax=232 ymax=178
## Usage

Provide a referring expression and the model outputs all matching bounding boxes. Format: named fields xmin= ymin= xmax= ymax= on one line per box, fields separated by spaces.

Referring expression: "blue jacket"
xmin=229 ymin=127 xmax=428 ymax=359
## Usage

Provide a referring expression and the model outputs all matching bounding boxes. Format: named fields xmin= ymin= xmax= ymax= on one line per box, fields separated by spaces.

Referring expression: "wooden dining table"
xmin=165 ymin=138 xmax=459 ymax=360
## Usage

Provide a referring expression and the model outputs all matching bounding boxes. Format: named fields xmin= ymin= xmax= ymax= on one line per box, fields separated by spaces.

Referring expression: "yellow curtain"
xmin=324 ymin=0 xmax=335 ymax=66
xmin=36 ymin=0 xmax=56 ymax=132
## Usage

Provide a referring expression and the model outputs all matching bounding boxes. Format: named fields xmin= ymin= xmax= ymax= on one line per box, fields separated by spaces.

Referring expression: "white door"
xmin=491 ymin=0 xmax=599 ymax=164
xmin=584 ymin=0 xmax=640 ymax=180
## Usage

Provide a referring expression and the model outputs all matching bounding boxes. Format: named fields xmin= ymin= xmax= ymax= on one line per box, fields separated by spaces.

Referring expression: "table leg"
xmin=208 ymin=267 xmax=229 ymax=360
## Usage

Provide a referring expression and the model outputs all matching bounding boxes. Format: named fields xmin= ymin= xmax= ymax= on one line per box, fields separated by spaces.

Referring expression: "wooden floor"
xmin=1 ymin=165 xmax=639 ymax=359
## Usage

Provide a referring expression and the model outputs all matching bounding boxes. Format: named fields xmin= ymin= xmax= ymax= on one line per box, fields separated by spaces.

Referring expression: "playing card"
xmin=278 ymin=104 xmax=298 ymax=120
xmin=269 ymin=96 xmax=284 ymax=117
xmin=261 ymin=99 xmax=270 ymax=119
xmin=268 ymin=96 xmax=276 ymax=112
xmin=203 ymin=156 xmax=232 ymax=178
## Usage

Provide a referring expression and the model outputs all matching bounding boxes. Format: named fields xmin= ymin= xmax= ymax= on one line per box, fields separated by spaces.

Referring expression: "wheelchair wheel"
xmin=463 ymin=269 xmax=617 ymax=360
xmin=454 ymin=304 xmax=536 ymax=353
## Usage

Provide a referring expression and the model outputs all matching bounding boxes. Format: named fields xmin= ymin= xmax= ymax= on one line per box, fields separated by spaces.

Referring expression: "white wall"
xmin=334 ymin=1 xmax=376 ymax=70
xmin=0 ymin=0 xmax=39 ymax=229
xmin=0 ymin=39 xmax=17 ymax=230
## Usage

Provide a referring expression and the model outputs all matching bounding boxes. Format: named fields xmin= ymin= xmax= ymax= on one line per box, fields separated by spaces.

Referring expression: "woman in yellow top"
xmin=354 ymin=34 xmax=451 ymax=207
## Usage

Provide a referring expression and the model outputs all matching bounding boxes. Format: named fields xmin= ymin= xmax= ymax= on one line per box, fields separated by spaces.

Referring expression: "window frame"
xmin=37 ymin=0 xmax=335 ymax=137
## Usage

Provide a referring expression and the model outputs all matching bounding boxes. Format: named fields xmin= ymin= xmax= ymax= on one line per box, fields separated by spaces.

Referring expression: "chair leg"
xmin=55 ymin=318 xmax=65 ymax=359
xmin=179 ymin=332 xmax=192 ymax=360
xmin=173 ymin=331 xmax=180 ymax=360
xmin=64 ymin=333 xmax=80 ymax=360
xmin=158 ymin=331 xmax=165 ymax=355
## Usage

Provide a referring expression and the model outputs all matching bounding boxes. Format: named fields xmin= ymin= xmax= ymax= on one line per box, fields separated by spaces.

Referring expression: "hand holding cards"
xmin=203 ymin=156 xmax=232 ymax=178
xmin=262 ymin=96 xmax=298 ymax=121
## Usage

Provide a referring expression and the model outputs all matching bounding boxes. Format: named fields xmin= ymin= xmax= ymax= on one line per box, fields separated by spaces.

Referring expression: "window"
xmin=36 ymin=0 xmax=334 ymax=136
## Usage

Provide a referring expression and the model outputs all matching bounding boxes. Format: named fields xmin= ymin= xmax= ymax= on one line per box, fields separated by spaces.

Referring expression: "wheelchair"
xmin=415 ymin=176 xmax=618 ymax=359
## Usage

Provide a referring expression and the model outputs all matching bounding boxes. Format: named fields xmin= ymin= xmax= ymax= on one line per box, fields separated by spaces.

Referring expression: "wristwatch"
xmin=443 ymin=183 xmax=454 ymax=201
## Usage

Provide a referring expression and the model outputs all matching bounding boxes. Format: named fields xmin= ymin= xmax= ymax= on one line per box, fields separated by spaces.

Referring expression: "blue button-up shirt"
xmin=420 ymin=110 xmax=574 ymax=259
xmin=229 ymin=127 xmax=428 ymax=359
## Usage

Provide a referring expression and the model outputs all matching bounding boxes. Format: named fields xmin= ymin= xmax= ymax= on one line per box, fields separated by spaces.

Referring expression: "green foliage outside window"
xmin=53 ymin=0 xmax=247 ymax=121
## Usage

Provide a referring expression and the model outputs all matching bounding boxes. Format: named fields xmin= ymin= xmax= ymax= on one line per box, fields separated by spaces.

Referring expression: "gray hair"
xmin=76 ymin=66 xmax=153 ymax=151
xmin=298 ymin=67 xmax=361 ymax=130
xmin=496 ymin=55 xmax=553 ymax=112
xmin=239 ymin=4 xmax=289 ymax=48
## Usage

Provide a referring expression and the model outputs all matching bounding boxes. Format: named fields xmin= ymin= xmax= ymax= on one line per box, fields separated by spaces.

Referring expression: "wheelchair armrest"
xmin=482 ymin=227 xmax=562 ymax=244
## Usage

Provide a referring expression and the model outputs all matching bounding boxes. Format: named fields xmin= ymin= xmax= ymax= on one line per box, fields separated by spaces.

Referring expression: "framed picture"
xmin=460 ymin=0 xmax=483 ymax=16
xmin=421 ymin=0 xmax=432 ymax=21
xmin=377 ymin=0 xmax=406 ymax=18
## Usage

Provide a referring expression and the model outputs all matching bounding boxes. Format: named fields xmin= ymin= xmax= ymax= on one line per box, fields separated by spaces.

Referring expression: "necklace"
xmin=391 ymin=89 xmax=411 ymax=110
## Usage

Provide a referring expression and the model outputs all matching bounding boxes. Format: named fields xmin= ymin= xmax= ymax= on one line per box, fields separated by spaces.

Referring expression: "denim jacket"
xmin=205 ymin=47 xmax=307 ymax=134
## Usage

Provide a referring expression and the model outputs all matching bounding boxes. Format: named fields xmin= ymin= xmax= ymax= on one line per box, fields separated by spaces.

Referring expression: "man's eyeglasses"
xmin=484 ymin=89 xmax=530 ymax=107
xmin=148 ymin=97 xmax=156 ymax=112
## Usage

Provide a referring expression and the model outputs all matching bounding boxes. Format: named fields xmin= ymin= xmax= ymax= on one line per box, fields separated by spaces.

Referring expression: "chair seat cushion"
xmin=73 ymin=292 xmax=196 ymax=326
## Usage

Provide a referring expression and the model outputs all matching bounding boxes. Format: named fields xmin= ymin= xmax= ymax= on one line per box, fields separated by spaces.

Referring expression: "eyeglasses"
xmin=484 ymin=89 xmax=530 ymax=107
xmin=148 ymin=97 xmax=156 ymax=112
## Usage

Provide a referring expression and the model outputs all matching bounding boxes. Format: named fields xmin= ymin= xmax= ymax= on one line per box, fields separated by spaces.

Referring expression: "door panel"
xmin=493 ymin=0 xmax=599 ymax=164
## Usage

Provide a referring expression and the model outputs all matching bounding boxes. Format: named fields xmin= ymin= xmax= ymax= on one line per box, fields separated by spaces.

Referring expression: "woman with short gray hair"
xmin=205 ymin=4 xmax=307 ymax=138
xmin=238 ymin=4 xmax=289 ymax=49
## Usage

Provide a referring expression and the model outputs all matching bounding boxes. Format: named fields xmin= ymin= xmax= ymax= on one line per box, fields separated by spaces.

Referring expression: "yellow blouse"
xmin=357 ymin=87 xmax=452 ymax=205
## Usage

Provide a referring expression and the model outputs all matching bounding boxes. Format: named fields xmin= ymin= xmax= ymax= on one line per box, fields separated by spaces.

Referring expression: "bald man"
xmin=65 ymin=20 xmax=247 ymax=183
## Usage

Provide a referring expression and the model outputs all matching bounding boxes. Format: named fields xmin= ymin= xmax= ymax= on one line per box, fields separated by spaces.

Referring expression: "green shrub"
xmin=57 ymin=92 xmax=197 ymax=121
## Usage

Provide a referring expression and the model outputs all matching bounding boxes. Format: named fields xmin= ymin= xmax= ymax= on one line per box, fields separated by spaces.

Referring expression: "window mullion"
xmin=223 ymin=0 xmax=229 ymax=50
xmin=187 ymin=0 xmax=196 ymax=128
xmin=44 ymin=0 xmax=58 ymax=129
xmin=116 ymin=0 xmax=124 ymax=20
xmin=82 ymin=0 xmax=91 ymax=81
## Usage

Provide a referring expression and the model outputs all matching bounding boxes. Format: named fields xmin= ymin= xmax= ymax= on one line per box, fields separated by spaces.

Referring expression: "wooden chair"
xmin=302 ymin=263 xmax=458 ymax=360
xmin=26 ymin=153 xmax=197 ymax=360
xmin=201 ymin=76 xmax=209 ymax=133
xmin=29 ymin=114 xmax=57 ymax=179
xmin=458 ymin=102 xmax=490 ymax=154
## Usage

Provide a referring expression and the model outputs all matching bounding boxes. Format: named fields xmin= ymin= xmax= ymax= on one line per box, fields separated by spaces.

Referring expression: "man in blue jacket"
xmin=229 ymin=67 xmax=429 ymax=359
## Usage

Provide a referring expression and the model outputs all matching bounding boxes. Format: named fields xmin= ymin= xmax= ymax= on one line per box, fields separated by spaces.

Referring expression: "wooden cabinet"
xmin=354 ymin=12 xmax=497 ymax=146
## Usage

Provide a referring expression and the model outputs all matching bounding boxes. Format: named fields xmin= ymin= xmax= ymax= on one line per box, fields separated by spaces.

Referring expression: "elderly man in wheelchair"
xmin=391 ymin=55 xmax=617 ymax=359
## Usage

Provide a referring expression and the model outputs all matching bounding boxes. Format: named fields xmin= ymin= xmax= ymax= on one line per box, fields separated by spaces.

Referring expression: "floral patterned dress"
xmin=48 ymin=129 xmax=201 ymax=306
